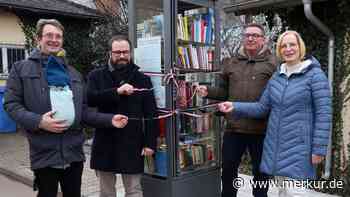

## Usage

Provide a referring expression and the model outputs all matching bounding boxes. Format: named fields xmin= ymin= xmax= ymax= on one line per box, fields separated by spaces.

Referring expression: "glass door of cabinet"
xmin=134 ymin=0 xmax=164 ymax=73
xmin=130 ymin=0 xmax=172 ymax=178
xmin=174 ymin=0 xmax=220 ymax=176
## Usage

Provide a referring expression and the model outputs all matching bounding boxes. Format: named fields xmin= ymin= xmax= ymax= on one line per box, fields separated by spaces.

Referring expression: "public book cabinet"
xmin=128 ymin=0 xmax=221 ymax=196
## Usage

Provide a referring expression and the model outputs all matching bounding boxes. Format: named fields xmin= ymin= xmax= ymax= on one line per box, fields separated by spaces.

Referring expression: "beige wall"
xmin=0 ymin=9 xmax=25 ymax=45
xmin=0 ymin=80 xmax=6 ymax=86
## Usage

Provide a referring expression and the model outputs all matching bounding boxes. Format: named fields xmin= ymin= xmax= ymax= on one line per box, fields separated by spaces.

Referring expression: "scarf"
xmin=43 ymin=50 xmax=70 ymax=87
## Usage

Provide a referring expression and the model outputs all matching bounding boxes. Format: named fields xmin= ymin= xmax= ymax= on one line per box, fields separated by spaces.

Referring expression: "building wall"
xmin=95 ymin=0 xmax=120 ymax=15
xmin=0 ymin=9 xmax=25 ymax=45
xmin=341 ymin=86 xmax=350 ymax=166
xmin=0 ymin=9 xmax=26 ymax=85
xmin=340 ymin=31 xmax=350 ymax=169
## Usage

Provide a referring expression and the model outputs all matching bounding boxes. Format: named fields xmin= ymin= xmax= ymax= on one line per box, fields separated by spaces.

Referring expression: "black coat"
xmin=87 ymin=64 xmax=158 ymax=173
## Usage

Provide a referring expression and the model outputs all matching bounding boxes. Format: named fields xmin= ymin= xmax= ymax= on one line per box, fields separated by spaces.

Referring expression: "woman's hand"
xmin=218 ymin=102 xmax=234 ymax=113
xmin=312 ymin=154 xmax=324 ymax=165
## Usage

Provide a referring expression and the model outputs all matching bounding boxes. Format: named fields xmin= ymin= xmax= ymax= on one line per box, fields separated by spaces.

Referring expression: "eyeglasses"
xmin=111 ymin=50 xmax=130 ymax=56
xmin=242 ymin=33 xmax=264 ymax=39
xmin=42 ymin=33 xmax=63 ymax=40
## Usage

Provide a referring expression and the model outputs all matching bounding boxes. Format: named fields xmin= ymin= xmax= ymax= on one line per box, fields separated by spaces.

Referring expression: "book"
xmin=177 ymin=8 xmax=214 ymax=44
xmin=144 ymin=155 xmax=155 ymax=173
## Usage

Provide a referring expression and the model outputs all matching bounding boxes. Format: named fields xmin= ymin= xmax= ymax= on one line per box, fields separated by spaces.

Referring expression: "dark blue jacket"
xmin=4 ymin=49 xmax=115 ymax=170
xmin=233 ymin=56 xmax=332 ymax=179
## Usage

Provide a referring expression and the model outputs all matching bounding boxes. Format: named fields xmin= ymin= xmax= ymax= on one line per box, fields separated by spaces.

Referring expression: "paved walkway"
xmin=0 ymin=132 xmax=124 ymax=197
xmin=0 ymin=132 xmax=339 ymax=197
xmin=0 ymin=173 xmax=36 ymax=197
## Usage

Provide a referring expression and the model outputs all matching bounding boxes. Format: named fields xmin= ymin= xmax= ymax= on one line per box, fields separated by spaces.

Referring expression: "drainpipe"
xmin=303 ymin=0 xmax=335 ymax=179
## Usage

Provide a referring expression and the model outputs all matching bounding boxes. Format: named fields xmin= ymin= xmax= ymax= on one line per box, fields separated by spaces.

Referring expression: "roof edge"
xmin=57 ymin=0 xmax=99 ymax=16
xmin=223 ymin=0 xmax=327 ymax=14
xmin=0 ymin=1 xmax=102 ymax=19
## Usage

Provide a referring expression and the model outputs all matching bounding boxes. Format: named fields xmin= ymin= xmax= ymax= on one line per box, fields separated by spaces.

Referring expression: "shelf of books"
xmin=129 ymin=0 xmax=220 ymax=196
xmin=176 ymin=108 xmax=219 ymax=174
xmin=176 ymin=6 xmax=215 ymax=72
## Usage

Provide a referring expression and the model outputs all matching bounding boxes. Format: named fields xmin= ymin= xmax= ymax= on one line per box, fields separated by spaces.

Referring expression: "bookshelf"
xmin=129 ymin=0 xmax=221 ymax=196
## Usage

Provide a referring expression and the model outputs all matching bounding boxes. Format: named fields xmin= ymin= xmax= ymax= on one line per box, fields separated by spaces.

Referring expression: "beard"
xmin=110 ymin=58 xmax=130 ymax=69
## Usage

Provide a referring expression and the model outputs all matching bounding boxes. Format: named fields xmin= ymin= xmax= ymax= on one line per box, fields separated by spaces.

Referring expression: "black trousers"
xmin=221 ymin=132 xmax=269 ymax=197
xmin=33 ymin=161 xmax=84 ymax=197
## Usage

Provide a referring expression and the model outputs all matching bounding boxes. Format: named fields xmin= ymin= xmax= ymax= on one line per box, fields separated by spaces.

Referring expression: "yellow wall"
xmin=0 ymin=9 xmax=25 ymax=45
xmin=0 ymin=80 xmax=6 ymax=86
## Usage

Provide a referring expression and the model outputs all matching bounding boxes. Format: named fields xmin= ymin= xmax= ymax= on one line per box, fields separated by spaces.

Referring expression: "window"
xmin=7 ymin=48 xmax=26 ymax=72
xmin=0 ymin=45 xmax=27 ymax=75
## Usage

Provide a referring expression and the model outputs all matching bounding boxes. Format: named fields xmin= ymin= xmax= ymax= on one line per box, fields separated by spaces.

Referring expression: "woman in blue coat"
xmin=218 ymin=30 xmax=332 ymax=196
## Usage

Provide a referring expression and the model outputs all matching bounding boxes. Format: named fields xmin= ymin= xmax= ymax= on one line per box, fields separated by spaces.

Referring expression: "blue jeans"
xmin=221 ymin=132 xmax=269 ymax=197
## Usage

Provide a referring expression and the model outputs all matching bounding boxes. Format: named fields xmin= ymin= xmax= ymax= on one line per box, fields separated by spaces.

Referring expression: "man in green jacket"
xmin=198 ymin=23 xmax=276 ymax=197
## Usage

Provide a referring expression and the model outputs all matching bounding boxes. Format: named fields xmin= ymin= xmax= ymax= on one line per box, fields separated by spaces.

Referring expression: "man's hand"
xmin=312 ymin=154 xmax=324 ymax=165
xmin=38 ymin=111 xmax=68 ymax=133
xmin=112 ymin=114 xmax=128 ymax=128
xmin=141 ymin=147 xmax=154 ymax=156
xmin=218 ymin=102 xmax=234 ymax=113
xmin=117 ymin=83 xmax=134 ymax=95
xmin=197 ymin=85 xmax=208 ymax=97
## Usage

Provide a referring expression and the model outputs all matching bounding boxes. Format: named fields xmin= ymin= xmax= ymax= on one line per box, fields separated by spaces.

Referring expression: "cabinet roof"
xmin=222 ymin=0 xmax=328 ymax=13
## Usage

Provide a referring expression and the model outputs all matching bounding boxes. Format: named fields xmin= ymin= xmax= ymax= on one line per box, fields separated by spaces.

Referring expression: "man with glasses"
xmin=87 ymin=34 xmax=158 ymax=197
xmin=3 ymin=19 xmax=128 ymax=197
xmin=197 ymin=23 xmax=276 ymax=197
